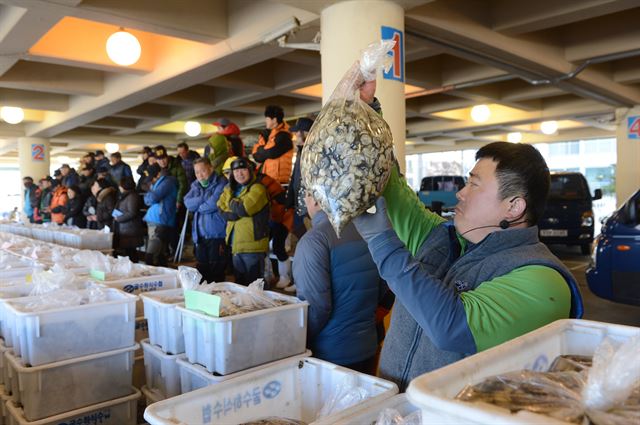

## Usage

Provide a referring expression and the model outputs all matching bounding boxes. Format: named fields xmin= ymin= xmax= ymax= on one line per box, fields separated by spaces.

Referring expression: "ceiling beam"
xmin=0 ymin=61 xmax=104 ymax=96
xmin=0 ymin=88 xmax=68 ymax=111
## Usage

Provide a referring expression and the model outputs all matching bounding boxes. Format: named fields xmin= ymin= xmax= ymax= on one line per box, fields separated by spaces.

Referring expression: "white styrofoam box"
xmin=134 ymin=317 xmax=148 ymax=357
xmin=141 ymin=385 xmax=162 ymax=407
xmin=5 ymin=344 xmax=137 ymax=421
xmin=5 ymin=288 xmax=136 ymax=365
xmin=5 ymin=388 xmax=140 ymax=425
xmin=178 ymin=287 xmax=308 ymax=375
xmin=98 ymin=268 xmax=178 ymax=315
xmin=0 ymin=284 xmax=44 ymax=347
xmin=334 ymin=394 xmax=419 ymax=425
xmin=407 ymin=319 xmax=640 ymax=425
xmin=141 ymin=288 xmax=184 ymax=355
xmin=141 ymin=339 xmax=181 ymax=399
xmin=133 ymin=355 xmax=145 ymax=390
xmin=178 ymin=350 xmax=312 ymax=394
xmin=145 ymin=357 xmax=398 ymax=425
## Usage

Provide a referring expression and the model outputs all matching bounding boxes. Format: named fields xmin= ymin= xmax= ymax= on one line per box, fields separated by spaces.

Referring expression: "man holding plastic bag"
xmin=302 ymin=41 xmax=584 ymax=392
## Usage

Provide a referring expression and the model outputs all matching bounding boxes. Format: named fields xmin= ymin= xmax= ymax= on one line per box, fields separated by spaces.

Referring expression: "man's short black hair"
xmin=476 ymin=142 xmax=550 ymax=226
xmin=23 ymin=176 xmax=33 ymax=182
xmin=119 ymin=176 xmax=136 ymax=191
xmin=264 ymin=105 xmax=284 ymax=123
xmin=177 ymin=142 xmax=189 ymax=150
xmin=95 ymin=150 xmax=104 ymax=157
xmin=193 ymin=157 xmax=211 ymax=167
xmin=110 ymin=152 xmax=122 ymax=159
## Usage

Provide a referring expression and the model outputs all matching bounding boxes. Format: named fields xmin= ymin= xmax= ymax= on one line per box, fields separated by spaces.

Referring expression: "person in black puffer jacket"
xmin=63 ymin=186 xmax=86 ymax=228
xmin=92 ymin=179 xmax=118 ymax=230
xmin=113 ymin=177 xmax=145 ymax=262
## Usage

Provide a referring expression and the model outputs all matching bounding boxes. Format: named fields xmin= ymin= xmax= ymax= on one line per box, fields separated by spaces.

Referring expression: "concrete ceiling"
xmin=0 ymin=0 xmax=637 ymax=164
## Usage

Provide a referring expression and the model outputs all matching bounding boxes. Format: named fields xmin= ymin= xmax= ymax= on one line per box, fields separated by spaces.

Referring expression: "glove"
xmin=352 ymin=197 xmax=393 ymax=243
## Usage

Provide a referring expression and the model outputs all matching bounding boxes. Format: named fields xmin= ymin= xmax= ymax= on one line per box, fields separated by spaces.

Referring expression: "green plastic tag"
xmin=185 ymin=290 xmax=222 ymax=317
xmin=90 ymin=269 xmax=106 ymax=281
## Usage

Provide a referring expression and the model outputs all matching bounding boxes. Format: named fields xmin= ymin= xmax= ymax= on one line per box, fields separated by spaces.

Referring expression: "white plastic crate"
xmin=141 ymin=288 xmax=184 ymax=355
xmin=406 ymin=319 xmax=640 ymax=425
xmin=178 ymin=287 xmax=308 ymax=375
xmin=141 ymin=385 xmax=162 ymax=407
xmin=0 ymin=339 xmax=9 ymax=386
xmin=5 ymin=345 xmax=137 ymax=421
xmin=178 ymin=350 xmax=312 ymax=394
xmin=141 ymin=339 xmax=181 ymax=399
xmin=334 ymin=394 xmax=419 ymax=425
xmin=0 ymin=285 xmax=37 ymax=347
xmin=98 ymin=269 xmax=178 ymax=315
xmin=0 ymin=384 xmax=10 ymax=425
xmin=5 ymin=388 xmax=140 ymax=425
xmin=145 ymin=357 xmax=398 ymax=425
xmin=5 ymin=288 xmax=136 ymax=365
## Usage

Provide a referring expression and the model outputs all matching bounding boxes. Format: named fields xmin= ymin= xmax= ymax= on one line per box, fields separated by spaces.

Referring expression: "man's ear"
xmin=507 ymin=196 xmax=527 ymax=220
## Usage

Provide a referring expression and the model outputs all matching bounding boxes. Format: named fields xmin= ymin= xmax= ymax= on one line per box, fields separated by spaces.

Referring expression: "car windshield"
xmin=549 ymin=174 xmax=588 ymax=200
xmin=420 ymin=176 xmax=465 ymax=192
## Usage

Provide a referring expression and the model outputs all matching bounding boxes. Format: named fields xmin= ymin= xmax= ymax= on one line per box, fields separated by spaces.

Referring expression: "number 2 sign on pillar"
xmin=31 ymin=144 xmax=45 ymax=161
xmin=381 ymin=26 xmax=404 ymax=82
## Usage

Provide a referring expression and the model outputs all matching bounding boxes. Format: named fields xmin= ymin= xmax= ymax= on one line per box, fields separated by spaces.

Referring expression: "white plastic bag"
xmin=317 ymin=375 xmax=369 ymax=419
xmin=376 ymin=408 xmax=422 ymax=425
xmin=178 ymin=266 xmax=202 ymax=295
xmin=111 ymin=255 xmax=133 ymax=278
xmin=301 ymin=40 xmax=396 ymax=236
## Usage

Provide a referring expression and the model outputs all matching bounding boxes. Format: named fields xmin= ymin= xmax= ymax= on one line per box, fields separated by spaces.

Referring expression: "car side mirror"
xmin=593 ymin=189 xmax=602 ymax=200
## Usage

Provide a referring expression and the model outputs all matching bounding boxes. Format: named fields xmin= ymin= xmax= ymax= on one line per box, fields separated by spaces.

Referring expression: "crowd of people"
xmin=20 ymin=90 xmax=579 ymax=384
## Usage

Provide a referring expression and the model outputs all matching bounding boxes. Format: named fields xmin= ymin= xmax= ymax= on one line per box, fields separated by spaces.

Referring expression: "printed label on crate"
xmin=90 ymin=269 xmax=106 ymax=281
xmin=60 ymin=407 xmax=111 ymax=425
xmin=122 ymin=280 xmax=164 ymax=293
xmin=201 ymin=381 xmax=283 ymax=423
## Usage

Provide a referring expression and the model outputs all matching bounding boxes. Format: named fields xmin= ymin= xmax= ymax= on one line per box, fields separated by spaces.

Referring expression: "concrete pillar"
xmin=18 ymin=137 xmax=50 ymax=181
xmin=615 ymin=108 xmax=640 ymax=206
xmin=321 ymin=0 xmax=406 ymax=172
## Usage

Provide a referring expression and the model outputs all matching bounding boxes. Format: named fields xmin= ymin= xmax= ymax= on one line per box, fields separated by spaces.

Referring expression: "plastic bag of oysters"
xmin=301 ymin=40 xmax=396 ymax=236
xmin=456 ymin=336 xmax=640 ymax=424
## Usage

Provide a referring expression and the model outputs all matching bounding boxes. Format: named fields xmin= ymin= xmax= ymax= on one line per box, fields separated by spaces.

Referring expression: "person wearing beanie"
xmin=217 ymin=158 xmax=270 ymax=286
xmin=212 ymin=118 xmax=245 ymax=158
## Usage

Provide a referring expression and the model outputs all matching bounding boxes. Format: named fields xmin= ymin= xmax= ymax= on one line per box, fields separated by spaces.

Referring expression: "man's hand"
xmin=353 ymin=197 xmax=393 ymax=243
xmin=359 ymin=79 xmax=376 ymax=104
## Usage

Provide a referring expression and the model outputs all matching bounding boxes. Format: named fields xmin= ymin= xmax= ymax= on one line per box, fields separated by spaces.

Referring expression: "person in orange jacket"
xmin=50 ymin=184 xmax=68 ymax=224
xmin=252 ymin=105 xmax=294 ymax=185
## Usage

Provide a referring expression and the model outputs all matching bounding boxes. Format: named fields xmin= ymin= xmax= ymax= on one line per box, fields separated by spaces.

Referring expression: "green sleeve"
xmin=382 ymin=165 xmax=446 ymax=256
xmin=460 ymin=265 xmax=571 ymax=352
xmin=242 ymin=184 xmax=269 ymax=216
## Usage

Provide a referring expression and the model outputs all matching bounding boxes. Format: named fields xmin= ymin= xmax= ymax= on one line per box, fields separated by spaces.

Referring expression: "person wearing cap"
xmin=50 ymin=178 xmax=68 ymax=224
xmin=211 ymin=118 xmax=245 ymax=158
xmin=286 ymin=117 xmax=314 ymax=239
xmin=22 ymin=177 xmax=39 ymax=223
xmin=60 ymin=164 xmax=80 ymax=188
xmin=252 ymin=105 xmax=294 ymax=185
xmin=63 ymin=185 xmax=86 ymax=228
xmin=109 ymin=152 xmax=133 ymax=184
xmin=113 ymin=177 xmax=145 ymax=262
xmin=154 ymin=145 xmax=188 ymax=205
xmin=217 ymin=157 xmax=270 ymax=286
xmin=35 ymin=177 xmax=54 ymax=223
xmin=176 ymin=142 xmax=200 ymax=185
xmin=184 ymin=157 xmax=228 ymax=283
xmin=52 ymin=169 xmax=62 ymax=188
xmin=143 ymin=163 xmax=178 ymax=266
xmin=95 ymin=150 xmax=109 ymax=170
xmin=96 ymin=164 xmax=117 ymax=189
xmin=136 ymin=147 xmax=153 ymax=192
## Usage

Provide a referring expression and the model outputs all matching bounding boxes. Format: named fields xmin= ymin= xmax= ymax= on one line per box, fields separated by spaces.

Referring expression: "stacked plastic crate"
xmin=0 ymin=286 xmax=140 ymax=424
xmin=140 ymin=283 xmax=311 ymax=409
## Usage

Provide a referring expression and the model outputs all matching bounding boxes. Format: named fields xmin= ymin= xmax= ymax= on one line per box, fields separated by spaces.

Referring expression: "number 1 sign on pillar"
xmin=381 ymin=26 xmax=404 ymax=82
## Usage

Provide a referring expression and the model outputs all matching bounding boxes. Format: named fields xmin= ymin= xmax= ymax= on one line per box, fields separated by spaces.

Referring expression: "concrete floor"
xmin=549 ymin=245 xmax=640 ymax=328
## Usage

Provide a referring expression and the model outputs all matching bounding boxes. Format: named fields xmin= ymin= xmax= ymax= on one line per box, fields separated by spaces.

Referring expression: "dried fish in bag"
xmin=301 ymin=40 xmax=396 ymax=236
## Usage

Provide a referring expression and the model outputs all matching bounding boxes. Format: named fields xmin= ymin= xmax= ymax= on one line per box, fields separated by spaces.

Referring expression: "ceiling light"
xmin=507 ymin=132 xmax=522 ymax=143
xmin=0 ymin=106 xmax=24 ymax=125
xmin=184 ymin=121 xmax=202 ymax=137
xmin=105 ymin=143 xmax=119 ymax=154
xmin=106 ymin=29 xmax=141 ymax=66
xmin=470 ymin=105 xmax=491 ymax=123
xmin=540 ymin=120 xmax=558 ymax=135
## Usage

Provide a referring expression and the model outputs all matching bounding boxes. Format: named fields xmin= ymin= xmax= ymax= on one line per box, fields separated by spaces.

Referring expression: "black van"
xmin=538 ymin=172 xmax=602 ymax=254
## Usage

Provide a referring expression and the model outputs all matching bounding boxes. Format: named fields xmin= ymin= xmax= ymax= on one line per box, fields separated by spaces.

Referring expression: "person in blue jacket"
xmin=143 ymin=164 xmax=177 ymax=266
xmin=184 ymin=157 xmax=228 ymax=283
xmin=292 ymin=192 xmax=388 ymax=374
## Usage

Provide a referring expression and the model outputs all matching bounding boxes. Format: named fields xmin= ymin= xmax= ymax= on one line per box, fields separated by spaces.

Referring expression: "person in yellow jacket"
xmin=217 ymin=157 xmax=270 ymax=286
xmin=252 ymin=105 xmax=294 ymax=185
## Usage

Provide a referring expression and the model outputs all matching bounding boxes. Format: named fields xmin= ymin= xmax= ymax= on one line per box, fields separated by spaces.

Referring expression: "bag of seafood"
xmin=301 ymin=40 xmax=396 ymax=236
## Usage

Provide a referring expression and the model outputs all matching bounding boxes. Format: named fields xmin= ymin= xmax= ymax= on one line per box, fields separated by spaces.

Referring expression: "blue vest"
xmin=379 ymin=223 xmax=583 ymax=391
xmin=311 ymin=241 xmax=380 ymax=366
